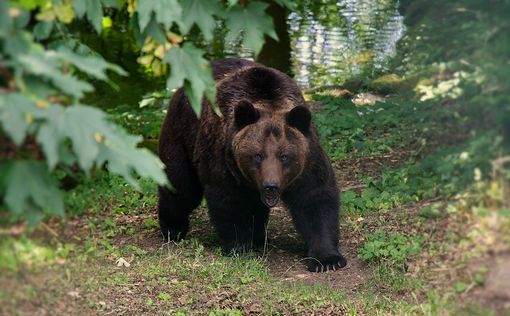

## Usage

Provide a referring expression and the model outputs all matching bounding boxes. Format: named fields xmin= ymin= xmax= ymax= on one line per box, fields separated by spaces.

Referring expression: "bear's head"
xmin=232 ymin=100 xmax=311 ymax=208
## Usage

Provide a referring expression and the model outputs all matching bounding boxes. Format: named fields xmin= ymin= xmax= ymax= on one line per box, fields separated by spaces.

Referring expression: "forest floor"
xmin=1 ymin=90 xmax=509 ymax=315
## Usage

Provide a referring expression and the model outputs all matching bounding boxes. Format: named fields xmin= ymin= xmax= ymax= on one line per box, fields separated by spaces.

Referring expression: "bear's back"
xmin=211 ymin=59 xmax=304 ymax=116
xmin=211 ymin=58 xmax=258 ymax=81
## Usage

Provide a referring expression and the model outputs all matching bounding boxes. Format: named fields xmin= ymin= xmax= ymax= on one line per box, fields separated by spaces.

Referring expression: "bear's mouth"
xmin=262 ymin=193 xmax=280 ymax=208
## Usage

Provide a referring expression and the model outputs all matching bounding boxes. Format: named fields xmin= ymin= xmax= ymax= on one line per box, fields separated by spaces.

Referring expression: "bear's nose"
xmin=263 ymin=184 xmax=279 ymax=194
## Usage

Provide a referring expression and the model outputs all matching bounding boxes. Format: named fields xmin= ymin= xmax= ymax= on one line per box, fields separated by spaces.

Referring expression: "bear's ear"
xmin=286 ymin=106 xmax=311 ymax=134
xmin=234 ymin=100 xmax=260 ymax=129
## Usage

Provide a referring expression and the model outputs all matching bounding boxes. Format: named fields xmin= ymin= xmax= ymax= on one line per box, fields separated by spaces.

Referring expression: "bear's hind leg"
xmin=158 ymin=145 xmax=202 ymax=241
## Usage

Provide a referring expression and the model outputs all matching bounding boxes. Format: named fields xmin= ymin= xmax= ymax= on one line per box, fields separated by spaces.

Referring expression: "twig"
xmin=341 ymin=184 xmax=366 ymax=192
xmin=261 ymin=218 xmax=270 ymax=260
xmin=0 ymin=64 xmax=15 ymax=91
xmin=492 ymin=156 xmax=510 ymax=178
xmin=492 ymin=155 xmax=510 ymax=207
xmin=40 ymin=222 xmax=59 ymax=238
xmin=0 ymin=224 xmax=26 ymax=236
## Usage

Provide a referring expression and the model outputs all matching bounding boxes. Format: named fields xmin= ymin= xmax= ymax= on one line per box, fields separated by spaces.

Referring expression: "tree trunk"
xmin=256 ymin=1 xmax=292 ymax=76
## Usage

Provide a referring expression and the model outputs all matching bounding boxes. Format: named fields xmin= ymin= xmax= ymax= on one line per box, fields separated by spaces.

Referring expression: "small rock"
xmin=351 ymin=93 xmax=385 ymax=106
xmin=329 ymin=89 xmax=353 ymax=98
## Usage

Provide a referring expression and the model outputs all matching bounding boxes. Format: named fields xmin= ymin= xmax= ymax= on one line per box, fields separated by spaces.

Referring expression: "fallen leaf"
xmin=67 ymin=290 xmax=80 ymax=298
xmin=116 ymin=257 xmax=130 ymax=267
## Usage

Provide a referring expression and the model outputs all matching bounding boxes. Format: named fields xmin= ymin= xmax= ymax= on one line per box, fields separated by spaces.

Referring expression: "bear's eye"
xmin=254 ymin=154 xmax=264 ymax=163
xmin=280 ymin=154 xmax=289 ymax=162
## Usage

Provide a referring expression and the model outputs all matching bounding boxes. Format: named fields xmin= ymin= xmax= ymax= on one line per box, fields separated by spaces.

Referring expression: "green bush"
xmin=358 ymin=229 xmax=422 ymax=263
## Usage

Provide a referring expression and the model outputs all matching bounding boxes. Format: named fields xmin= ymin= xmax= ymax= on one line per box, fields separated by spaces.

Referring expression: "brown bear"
xmin=158 ymin=58 xmax=346 ymax=272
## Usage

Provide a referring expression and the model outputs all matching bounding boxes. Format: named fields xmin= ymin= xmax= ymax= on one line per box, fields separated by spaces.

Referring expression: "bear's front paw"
xmin=160 ymin=225 xmax=187 ymax=241
xmin=221 ymin=242 xmax=255 ymax=256
xmin=306 ymin=254 xmax=347 ymax=273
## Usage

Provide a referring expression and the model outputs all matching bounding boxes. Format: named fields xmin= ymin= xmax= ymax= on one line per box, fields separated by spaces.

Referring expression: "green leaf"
xmin=3 ymin=31 xmax=32 ymax=57
xmin=16 ymin=0 xmax=47 ymax=10
xmin=0 ymin=1 xmax=12 ymax=38
xmin=18 ymin=52 xmax=93 ymax=98
xmin=33 ymin=21 xmax=54 ymax=40
xmin=36 ymin=8 xmax=56 ymax=22
xmin=56 ymin=106 xmax=102 ymax=170
xmin=0 ymin=93 xmax=40 ymax=146
xmin=34 ymin=105 xmax=67 ymax=169
xmin=272 ymin=0 xmax=296 ymax=9
xmin=54 ymin=47 xmax=127 ymax=80
xmin=102 ymin=0 xmax=123 ymax=9
xmin=54 ymin=4 xmax=75 ymax=23
xmin=96 ymin=125 xmax=168 ymax=188
xmin=454 ymin=281 xmax=468 ymax=293
xmin=227 ymin=0 xmax=238 ymax=7
xmin=86 ymin=0 xmax=102 ymax=33
xmin=136 ymin=0 xmax=182 ymax=32
xmin=130 ymin=14 xmax=144 ymax=46
xmin=143 ymin=16 xmax=168 ymax=44
xmin=224 ymin=1 xmax=277 ymax=54
xmin=139 ymin=97 xmax=155 ymax=108
xmin=72 ymin=0 xmax=87 ymax=18
xmin=13 ymin=9 xmax=31 ymax=29
xmin=33 ymin=104 xmax=167 ymax=186
xmin=341 ymin=190 xmax=357 ymax=204
xmin=179 ymin=0 xmax=221 ymax=41
xmin=0 ymin=160 xmax=64 ymax=225
xmin=163 ymin=43 xmax=216 ymax=116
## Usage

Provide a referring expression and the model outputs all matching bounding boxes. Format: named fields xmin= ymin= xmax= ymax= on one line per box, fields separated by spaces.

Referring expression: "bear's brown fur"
xmin=158 ymin=58 xmax=346 ymax=272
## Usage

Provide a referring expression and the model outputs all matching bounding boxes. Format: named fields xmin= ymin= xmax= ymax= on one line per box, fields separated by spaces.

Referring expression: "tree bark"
xmin=256 ymin=1 xmax=292 ymax=76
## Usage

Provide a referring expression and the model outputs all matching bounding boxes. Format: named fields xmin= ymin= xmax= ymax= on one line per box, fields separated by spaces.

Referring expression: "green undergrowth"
xmin=358 ymin=229 xmax=422 ymax=263
xmin=106 ymin=104 xmax=166 ymax=140
xmin=65 ymin=171 xmax=158 ymax=216
xmin=345 ymin=132 xmax=500 ymax=214
xmin=0 ymin=236 xmax=60 ymax=272
xmin=313 ymin=96 xmax=415 ymax=160
xmin=315 ymin=93 xmax=503 ymax=216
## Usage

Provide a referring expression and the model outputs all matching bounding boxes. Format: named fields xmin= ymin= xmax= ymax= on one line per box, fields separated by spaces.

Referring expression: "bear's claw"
xmin=307 ymin=255 xmax=347 ymax=273
xmin=160 ymin=226 xmax=187 ymax=242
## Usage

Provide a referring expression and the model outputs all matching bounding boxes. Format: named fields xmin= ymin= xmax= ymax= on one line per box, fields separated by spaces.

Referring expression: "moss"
xmin=340 ymin=78 xmax=366 ymax=93
xmin=368 ymin=74 xmax=410 ymax=95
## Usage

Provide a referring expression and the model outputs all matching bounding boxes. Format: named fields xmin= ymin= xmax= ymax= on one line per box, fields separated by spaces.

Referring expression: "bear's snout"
xmin=261 ymin=183 xmax=280 ymax=208
xmin=263 ymin=183 xmax=279 ymax=193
